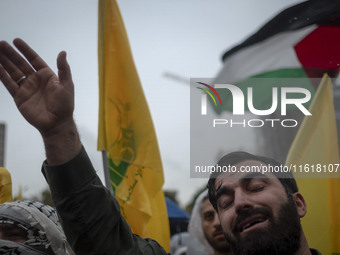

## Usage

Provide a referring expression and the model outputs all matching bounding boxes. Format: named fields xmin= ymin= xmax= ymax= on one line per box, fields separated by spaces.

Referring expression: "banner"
xmin=286 ymin=75 xmax=340 ymax=254
xmin=97 ymin=0 xmax=170 ymax=250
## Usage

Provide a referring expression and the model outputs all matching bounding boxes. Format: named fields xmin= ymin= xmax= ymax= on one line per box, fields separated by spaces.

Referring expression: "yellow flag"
xmin=286 ymin=75 xmax=340 ymax=254
xmin=0 ymin=167 xmax=12 ymax=203
xmin=97 ymin=0 xmax=170 ymax=251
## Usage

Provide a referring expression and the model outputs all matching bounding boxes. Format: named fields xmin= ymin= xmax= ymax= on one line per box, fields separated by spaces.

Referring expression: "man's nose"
xmin=212 ymin=212 xmax=221 ymax=226
xmin=234 ymin=189 xmax=254 ymax=213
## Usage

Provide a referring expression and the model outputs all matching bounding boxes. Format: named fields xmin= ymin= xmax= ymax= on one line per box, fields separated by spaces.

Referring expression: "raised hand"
xmin=0 ymin=38 xmax=81 ymax=165
xmin=0 ymin=38 xmax=74 ymax=137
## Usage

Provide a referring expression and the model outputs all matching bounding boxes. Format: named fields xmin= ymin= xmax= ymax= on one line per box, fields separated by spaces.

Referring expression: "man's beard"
xmin=224 ymin=196 xmax=301 ymax=255
xmin=204 ymin=225 xmax=231 ymax=253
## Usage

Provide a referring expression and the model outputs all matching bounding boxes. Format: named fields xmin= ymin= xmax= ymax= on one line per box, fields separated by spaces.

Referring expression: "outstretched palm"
xmin=0 ymin=39 xmax=74 ymax=135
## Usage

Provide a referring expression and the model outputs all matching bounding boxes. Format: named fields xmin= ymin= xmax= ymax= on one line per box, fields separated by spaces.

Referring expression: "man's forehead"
xmin=214 ymin=159 xmax=277 ymax=189
xmin=201 ymin=197 xmax=213 ymax=211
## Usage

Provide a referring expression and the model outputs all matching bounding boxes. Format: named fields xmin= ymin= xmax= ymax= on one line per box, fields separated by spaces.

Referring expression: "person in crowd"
xmin=0 ymin=38 xmax=167 ymax=254
xmin=207 ymin=151 xmax=321 ymax=255
xmin=0 ymin=200 xmax=73 ymax=254
xmin=187 ymin=190 xmax=232 ymax=255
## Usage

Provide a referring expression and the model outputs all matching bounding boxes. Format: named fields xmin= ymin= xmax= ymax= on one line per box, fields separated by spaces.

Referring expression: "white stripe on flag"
xmin=214 ymin=25 xmax=317 ymax=84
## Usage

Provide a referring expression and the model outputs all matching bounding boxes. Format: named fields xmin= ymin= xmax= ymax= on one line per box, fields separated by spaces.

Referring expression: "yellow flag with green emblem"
xmin=286 ymin=75 xmax=340 ymax=255
xmin=97 ymin=0 xmax=170 ymax=251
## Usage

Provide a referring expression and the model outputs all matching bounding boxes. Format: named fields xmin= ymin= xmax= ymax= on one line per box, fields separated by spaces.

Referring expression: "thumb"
xmin=57 ymin=51 xmax=72 ymax=84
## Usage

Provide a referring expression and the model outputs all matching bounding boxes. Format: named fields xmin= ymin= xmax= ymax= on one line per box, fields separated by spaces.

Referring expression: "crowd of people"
xmin=0 ymin=38 xmax=323 ymax=254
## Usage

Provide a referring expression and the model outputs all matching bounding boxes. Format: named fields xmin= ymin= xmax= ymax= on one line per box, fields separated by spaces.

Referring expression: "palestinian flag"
xmin=213 ymin=0 xmax=340 ymax=113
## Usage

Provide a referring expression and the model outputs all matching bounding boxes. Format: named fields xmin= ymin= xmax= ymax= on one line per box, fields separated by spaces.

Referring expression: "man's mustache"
xmin=213 ymin=225 xmax=224 ymax=237
xmin=232 ymin=207 xmax=272 ymax=234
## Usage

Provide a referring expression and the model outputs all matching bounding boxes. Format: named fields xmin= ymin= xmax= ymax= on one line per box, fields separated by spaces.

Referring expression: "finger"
xmin=13 ymin=38 xmax=49 ymax=71
xmin=0 ymin=51 xmax=26 ymax=81
xmin=0 ymin=64 xmax=19 ymax=97
xmin=57 ymin=51 xmax=72 ymax=84
xmin=0 ymin=40 xmax=35 ymax=76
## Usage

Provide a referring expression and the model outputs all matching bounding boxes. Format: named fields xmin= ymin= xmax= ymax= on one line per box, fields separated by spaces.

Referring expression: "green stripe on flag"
xmin=211 ymin=68 xmax=315 ymax=114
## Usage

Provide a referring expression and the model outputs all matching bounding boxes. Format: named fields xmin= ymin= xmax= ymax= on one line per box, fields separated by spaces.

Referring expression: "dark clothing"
xmin=311 ymin=248 xmax=322 ymax=255
xmin=42 ymin=147 xmax=167 ymax=255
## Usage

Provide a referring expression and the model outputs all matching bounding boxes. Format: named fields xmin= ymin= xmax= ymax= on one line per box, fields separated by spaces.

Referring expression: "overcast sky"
xmin=0 ymin=0 xmax=304 ymax=205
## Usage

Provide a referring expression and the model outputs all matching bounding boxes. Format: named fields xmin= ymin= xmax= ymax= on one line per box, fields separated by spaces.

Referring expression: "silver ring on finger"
xmin=16 ymin=75 xmax=27 ymax=85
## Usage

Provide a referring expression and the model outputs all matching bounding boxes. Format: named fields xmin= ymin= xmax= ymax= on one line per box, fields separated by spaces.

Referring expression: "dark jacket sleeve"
xmin=42 ymin=146 xmax=168 ymax=255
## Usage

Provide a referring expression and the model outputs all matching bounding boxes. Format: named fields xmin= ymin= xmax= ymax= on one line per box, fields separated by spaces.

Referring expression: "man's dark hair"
xmin=207 ymin=151 xmax=298 ymax=210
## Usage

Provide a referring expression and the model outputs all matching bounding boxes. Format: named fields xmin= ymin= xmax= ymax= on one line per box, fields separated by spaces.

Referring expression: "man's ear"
xmin=292 ymin=192 xmax=307 ymax=218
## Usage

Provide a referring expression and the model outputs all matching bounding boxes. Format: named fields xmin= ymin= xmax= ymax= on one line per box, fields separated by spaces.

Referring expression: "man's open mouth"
xmin=238 ymin=215 xmax=267 ymax=233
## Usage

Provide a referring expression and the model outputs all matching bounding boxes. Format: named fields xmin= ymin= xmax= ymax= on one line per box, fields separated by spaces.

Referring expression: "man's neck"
xmin=293 ymin=235 xmax=312 ymax=255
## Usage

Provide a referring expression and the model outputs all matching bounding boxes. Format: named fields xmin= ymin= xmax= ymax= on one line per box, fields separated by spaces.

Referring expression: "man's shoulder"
xmin=134 ymin=237 xmax=168 ymax=255
xmin=310 ymin=248 xmax=322 ymax=255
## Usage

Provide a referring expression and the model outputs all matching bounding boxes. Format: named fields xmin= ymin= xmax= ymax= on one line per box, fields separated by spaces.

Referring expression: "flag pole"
xmin=101 ymin=150 xmax=113 ymax=193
